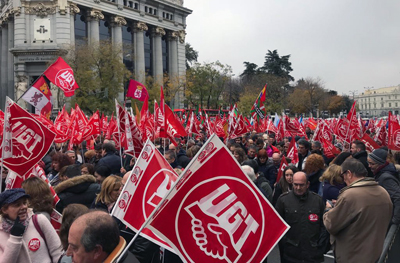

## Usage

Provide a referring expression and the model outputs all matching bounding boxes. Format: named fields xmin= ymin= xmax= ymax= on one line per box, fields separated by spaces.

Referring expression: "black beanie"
xmin=242 ymin=159 xmax=259 ymax=174
xmin=368 ymin=148 xmax=388 ymax=165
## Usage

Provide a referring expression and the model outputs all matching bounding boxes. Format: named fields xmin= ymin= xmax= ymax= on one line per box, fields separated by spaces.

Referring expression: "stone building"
xmin=356 ymin=85 xmax=400 ymax=117
xmin=0 ymin=0 xmax=192 ymax=110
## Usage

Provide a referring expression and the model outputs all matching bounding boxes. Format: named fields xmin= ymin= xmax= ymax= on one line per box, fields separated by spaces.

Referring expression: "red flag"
xmin=127 ymin=79 xmax=149 ymax=101
xmin=43 ymin=57 xmax=79 ymax=97
xmin=50 ymin=209 xmax=63 ymax=233
xmin=54 ymin=106 xmax=71 ymax=143
xmin=359 ymin=133 xmax=380 ymax=153
xmin=147 ymin=135 xmax=289 ymax=263
xmin=100 ymin=113 xmax=108 ymax=134
xmin=229 ymin=115 xmax=249 ymax=139
xmin=106 ymin=113 xmax=117 ymax=140
xmin=70 ymin=105 xmax=88 ymax=145
xmin=0 ymin=98 xmax=55 ymax=177
xmin=0 ymin=110 xmax=4 ymax=137
xmin=286 ymin=138 xmax=299 ymax=165
xmin=321 ymin=137 xmax=340 ymax=159
xmin=112 ymin=140 xmax=178 ymax=250
xmin=82 ymin=110 xmax=100 ymax=140
xmin=276 ymin=157 xmax=289 ymax=183
xmin=388 ymin=112 xmax=400 ymax=150
xmin=165 ymin=104 xmax=188 ymax=139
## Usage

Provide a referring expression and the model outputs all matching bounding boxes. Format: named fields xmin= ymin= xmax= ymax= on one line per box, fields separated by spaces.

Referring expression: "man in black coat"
xmin=97 ymin=142 xmax=121 ymax=175
xmin=368 ymin=148 xmax=400 ymax=225
xmin=351 ymin=140 xmax=373 ymax=177
xmin=276 ymin=171 xmax=325 ymax=263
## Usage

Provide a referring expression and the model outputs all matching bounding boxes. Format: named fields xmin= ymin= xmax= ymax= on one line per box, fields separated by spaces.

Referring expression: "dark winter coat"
xmin=272 ymin=183 xmax=292 ymax=206
xmin=54 ymin=174 xmax=100 ymax=213
xmin=97 ymin=152 xmax=121 ymax=175
xmin=275 ymin=190 xmax=325 ymax=263
xmin=353 ymin=151 xmax=374 ymax=177
xmin=176 ymin=149 xmax=190 ymax=168
xmin=307 ymin=169 xmax=325 ymax=194
xmin=321 ymin=180 xmax=346 ymax=204
xmin=42 ymin=154 xmax=53 ymax=175
xmin=255 ymin=176 xmax=273 ymax=202
xmin=374 ymin=163 xmax=400 ymax=225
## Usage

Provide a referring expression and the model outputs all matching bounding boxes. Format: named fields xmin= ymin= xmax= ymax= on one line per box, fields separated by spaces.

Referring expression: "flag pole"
xmin=116 ymin=100 xmax=124 ymax=169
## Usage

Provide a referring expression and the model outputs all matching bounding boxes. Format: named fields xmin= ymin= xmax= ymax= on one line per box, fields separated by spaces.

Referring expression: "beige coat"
xmin=323 ymin=178 xmax=392 ymax=263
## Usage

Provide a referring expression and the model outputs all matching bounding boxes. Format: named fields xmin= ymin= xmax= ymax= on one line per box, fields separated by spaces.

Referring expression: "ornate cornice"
xmin=170 ymin=31 xmax=179 ymax=39
xmin=134 ymin=21 xmax=148 ymax=32
xmin=87 ymin=9 xmax=104 ymax=20
xmin=69 ymin=3 xmax=80 ymax=15
xmin=154 ymin=27 xmax=166 ymax=36
xmin=178 ymin=30 xmax=185 ymax=44
xmin=25 ymin=3 xmax=56 ymax=18
xmin=112 ymin=16 xmax=127 ymax=26
xmin=10 ymin=7 xmax=21 ymax=17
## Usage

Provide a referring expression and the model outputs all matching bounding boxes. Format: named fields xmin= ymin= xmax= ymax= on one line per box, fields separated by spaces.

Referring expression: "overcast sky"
xmin=183 ymin=0 xmax=400 ymax=96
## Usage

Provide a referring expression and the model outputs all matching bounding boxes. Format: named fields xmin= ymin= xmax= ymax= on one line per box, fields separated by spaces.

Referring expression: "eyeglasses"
xmin=340 ymin=170 xmax=348 ymax=177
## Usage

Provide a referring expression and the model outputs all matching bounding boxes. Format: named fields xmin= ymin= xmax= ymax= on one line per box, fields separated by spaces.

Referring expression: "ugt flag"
xmin=148 ymin=134 xmax=290 ymax=263
xmin=112 ymin=140 xmax=178 ymax=250
xmin=0 ymin=98 xmax=56 ymax=177
xmin=127 ymin=79 xmax=149 ymax=101
xmin=44 ymin=57 xmax=79 ymax=97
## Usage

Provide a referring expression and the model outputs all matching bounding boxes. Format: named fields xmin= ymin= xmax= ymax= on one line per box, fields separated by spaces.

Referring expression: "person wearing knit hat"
xmin=367 ymin=148 xmax=400 ymax=225
xmin=0 ymin=189 xmax=63 ymax=262
xmin=368 ymin=148 xmax=388 ymax=167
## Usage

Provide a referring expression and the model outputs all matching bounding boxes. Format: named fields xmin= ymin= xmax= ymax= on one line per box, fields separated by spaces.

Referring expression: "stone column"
xmin=151 ymin=27 xmax=165 ymax=85
xmin=1 ymin=23 xmax=8 ymax=107
xmin=111 ymin=16 xmax=126 ymax=46
xmin=87 ymin=9 xmax=103 ymax=45
xmin=111 ymin=16 xmax=127 ymax=103
xmin=69 ymin=4 xmax=80 ymax=46
xmin=133 ymin=21 xmax=147 ymax=84
xmin=168 ymin=31 xmax=179 ymax=80
xmin=7 ymin=19 xmax=14 ymax=100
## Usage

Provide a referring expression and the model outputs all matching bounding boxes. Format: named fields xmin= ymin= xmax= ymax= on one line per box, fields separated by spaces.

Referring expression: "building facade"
xmin=356 ymin=85 xmax=400 ymax=117
xmin=0 ymin=0 xmax=191 ymax=110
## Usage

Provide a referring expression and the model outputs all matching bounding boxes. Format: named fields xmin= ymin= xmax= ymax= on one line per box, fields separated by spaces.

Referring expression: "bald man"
xmin=67 ymin=211 xmax=139 ymax=263
xmin=275 ymin=172 xmax=325 ymax=263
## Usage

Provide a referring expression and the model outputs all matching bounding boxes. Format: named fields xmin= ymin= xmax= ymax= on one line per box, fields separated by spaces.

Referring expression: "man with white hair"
xmin=242 ymin=164 xmax=272 ymax=201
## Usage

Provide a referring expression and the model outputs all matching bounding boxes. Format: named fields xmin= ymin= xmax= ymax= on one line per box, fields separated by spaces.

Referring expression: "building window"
xmin=389 ymin=103 xmax=392 ymax=107
xmin=381 ymin=103 xmax=384 ymax=108
xmin=389 ymin=95 xmax=391 ymax=99
xmin=374 ymin=97 xmax=375 ymax=101
xmin=396 ymin=103 xmax=398 ymax=107
xmin=396 ymin=95 xmax=398 ymax=99
xmin=162 ymin=36 xmax=169 ymax=74
xmin=381 ymin=97 xmax=383 ymax=100
xmin=75 ymin=13 xmax=88 ymax=46
xmin=144 ymin=30 xmax=152 ymax=75
xmin=122 ymin=25 xmax=134 ymax=73
xmin=99 ymin=19 xmax=111 ymax=40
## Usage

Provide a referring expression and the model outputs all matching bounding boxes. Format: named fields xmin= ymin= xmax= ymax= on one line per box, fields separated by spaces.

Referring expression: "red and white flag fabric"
xmin=21 ymin=76 xmax=53 ymax=119
xmin=0 ymin=98 xmax=55 ymax=177
xmin=112 ymin=140 xmax=178 ymax=250
xmin=229 ymin=115 xmax=249 ymax=139
xmin=82 ymin=110 xmax=100 ymax=140
xmin=0 ymin=110 xmax=4 ymax=137
xmin=276 ymin=157 xmax=289 ymax=183
xmin=164 ymin=104 xmax=188 ymax=145
xmin=321 ymin=137 xmax=340 ymax=159
xmin=388 ymin=111 xmax=400 ymax=151
xmin=43 ymin=57 xmax=79 ymax=97
xmin=50 ymin=209 xmax=62 ymax=233
xmin=147 ymin=134 xmax=289 ymax=263
xmin=1 ymin=98 xmax=13 ymax=159
xmin=53 ymin=106 xmax=71 ymax=143
xmin=358 ymin=133 xmax=380 ymax=153
xmin=286 ymin=138 xmax=299 ymax=165
xmin=127 ymin=79 xmax=149 ymax=102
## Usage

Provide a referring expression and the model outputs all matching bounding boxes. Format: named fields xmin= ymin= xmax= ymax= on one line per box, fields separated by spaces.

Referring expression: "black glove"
xmin=10 ymin=216 xmax=26 ymax=236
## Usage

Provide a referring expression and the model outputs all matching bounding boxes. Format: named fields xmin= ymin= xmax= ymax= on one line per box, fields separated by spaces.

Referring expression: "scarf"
xmin=2 ymin=216 xmax=30 ymax=234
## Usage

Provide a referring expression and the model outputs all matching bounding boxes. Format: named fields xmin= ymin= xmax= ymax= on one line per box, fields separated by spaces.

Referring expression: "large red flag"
xmin=127 ymin=79 xmax=149 ymax=101
xmin=112 ymin=140 xmax=178 ymax=250
xmin=321 ymin=137 xmax=341 ymax=159
xmin=229 ymin=115 xmax=249 ymax=139
xmin=388 ymin=112 xmax=400 ymax=150
xmin=147 ymin=134 xmax=289 ymax=263
xmin=0 ymin=98 xmax=55 ymax=177
xmin=43 ymin=57 xmax=79 ymax=97
xmin=165 ymin=104 xmax=188 ymax=139
xmin=54 ymin=106 xmax=71 ymax=143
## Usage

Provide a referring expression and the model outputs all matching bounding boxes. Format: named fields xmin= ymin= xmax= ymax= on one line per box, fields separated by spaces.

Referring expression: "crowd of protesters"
xmin=1 ymin=125 xmax=399 ymax=263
